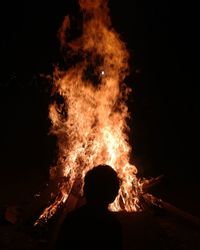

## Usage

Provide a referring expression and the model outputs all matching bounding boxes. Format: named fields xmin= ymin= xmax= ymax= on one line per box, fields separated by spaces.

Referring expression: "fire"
xmin=35 ymin=0 xmax=143 ymax=224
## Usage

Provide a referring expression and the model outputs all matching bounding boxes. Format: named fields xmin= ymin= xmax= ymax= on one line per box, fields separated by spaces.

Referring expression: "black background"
xmin=0 ymin=1 xmax=199 ymax=215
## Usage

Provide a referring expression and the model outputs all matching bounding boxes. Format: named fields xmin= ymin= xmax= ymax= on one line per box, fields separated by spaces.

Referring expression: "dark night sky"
xmin=0 ymin=1 xmax=199 ymax=214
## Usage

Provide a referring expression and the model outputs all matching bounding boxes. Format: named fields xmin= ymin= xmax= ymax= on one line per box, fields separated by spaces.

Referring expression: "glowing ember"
xmin=35 ymin=0 xmax=144 ymax=225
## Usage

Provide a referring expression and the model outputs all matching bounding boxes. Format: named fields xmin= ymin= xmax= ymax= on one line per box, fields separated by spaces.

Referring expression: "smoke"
xmin=79 ymin=0 xmax=105 ymax=10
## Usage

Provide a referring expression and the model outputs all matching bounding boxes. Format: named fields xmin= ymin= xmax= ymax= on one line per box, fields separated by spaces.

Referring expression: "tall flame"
xmin=36 ymin=0 xmax=142 ymax=224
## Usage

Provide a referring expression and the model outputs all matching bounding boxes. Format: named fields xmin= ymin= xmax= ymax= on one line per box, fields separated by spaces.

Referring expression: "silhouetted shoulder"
xmin=55 ymin=204 xmax=122 ymax=250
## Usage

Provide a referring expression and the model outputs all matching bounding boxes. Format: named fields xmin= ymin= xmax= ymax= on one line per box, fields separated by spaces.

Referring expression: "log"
xmin=143 ymin=193 xmax=200 ymax=227
xmin=141 ymin=175 xmax=164 ymax=192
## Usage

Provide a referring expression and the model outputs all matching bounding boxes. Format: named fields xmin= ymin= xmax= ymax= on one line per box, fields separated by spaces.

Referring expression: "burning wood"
xmin=141 ymin=175 xmax=164 ymax=193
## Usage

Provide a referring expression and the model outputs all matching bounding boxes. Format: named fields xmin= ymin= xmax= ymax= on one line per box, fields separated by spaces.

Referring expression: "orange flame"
xmin=35 ymin=0 xmax=143 ymax=225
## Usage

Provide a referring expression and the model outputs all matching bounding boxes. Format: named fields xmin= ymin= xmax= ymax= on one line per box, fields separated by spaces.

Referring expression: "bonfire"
xmin=34 ymin=0 xmax=200 ymax=229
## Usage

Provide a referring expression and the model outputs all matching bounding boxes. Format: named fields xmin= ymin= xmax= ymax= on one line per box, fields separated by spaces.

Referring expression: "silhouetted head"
xmin=83 ymin=164 xmax=120 ymax=206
